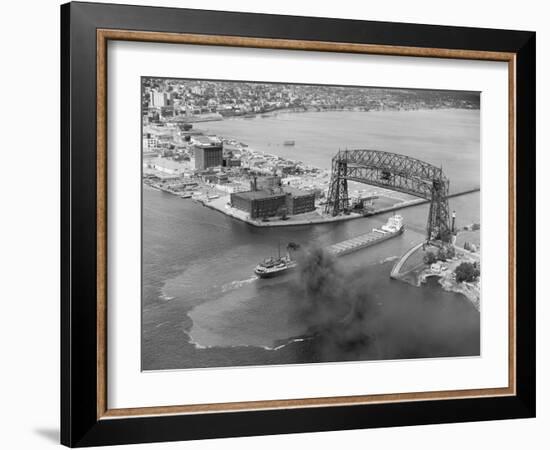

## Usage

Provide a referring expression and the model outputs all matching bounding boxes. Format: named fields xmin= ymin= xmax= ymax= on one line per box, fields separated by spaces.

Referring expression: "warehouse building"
xmin=230 ymin=186 xmax=315 ymax=219
xmin=230 ymin=190 xmax=287 ymax=219
xmin=284 ymin=187 xmax=316 ymax=215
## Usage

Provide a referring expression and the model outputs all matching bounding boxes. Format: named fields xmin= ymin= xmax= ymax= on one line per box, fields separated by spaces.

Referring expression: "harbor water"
xmin=142 ymin=109 xmax=481 ymax=370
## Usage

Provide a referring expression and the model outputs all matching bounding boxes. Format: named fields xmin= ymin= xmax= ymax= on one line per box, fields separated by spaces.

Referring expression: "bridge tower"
xmin=325 ymin=153 xmax=349 ymax=216
xmin=426 ymin=174 xmax=452 ymax=242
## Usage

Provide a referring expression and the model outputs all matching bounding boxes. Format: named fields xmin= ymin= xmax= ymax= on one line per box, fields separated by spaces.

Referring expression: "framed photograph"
xmin=61 ymin=1 xmax=536 ymax=447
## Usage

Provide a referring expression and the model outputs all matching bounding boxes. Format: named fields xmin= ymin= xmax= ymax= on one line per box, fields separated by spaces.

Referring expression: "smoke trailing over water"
xmin=291 ymin=247 xmax=479 ymax=362
xmin=291 ymin=247 xmax=376 ymax=360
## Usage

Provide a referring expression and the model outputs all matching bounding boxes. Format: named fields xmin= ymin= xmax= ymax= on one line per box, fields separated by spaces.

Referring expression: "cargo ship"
xmin=325 ymin=214 xmax=404 ymax=257
xmin=254 ymin=216 xmax=404 ymax=278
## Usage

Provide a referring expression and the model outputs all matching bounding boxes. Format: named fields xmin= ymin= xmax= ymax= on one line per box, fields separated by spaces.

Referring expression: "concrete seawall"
xmin=198 ymin=197 xmax=364 ymax=228
xmin=196 ymin=187 xmax=480 ymax=229
xmin=391 ymin=242 xmax=424 ymax=279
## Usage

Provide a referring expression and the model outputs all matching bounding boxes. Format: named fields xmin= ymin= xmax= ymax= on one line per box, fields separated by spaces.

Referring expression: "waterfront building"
xmin=283 ymin=187 xmax=316 ymax=215
xmin=201 ymin=172 xmax=219 ymax=184
xmin=195 ymin=145 xmax=223 ymax=170
xmin=215 ymin=173 xmax=229 ymax=184
xmin=230 ymin=190 xmax=287 ymax=219
xmin=223 ymin=157 xmax=242 ymax=168
xmin=250 ymin=175 xmax=282 ymax=191
xmin=230 ymin=186 xmax=315 ymax=219
xmin=351 ymin=194 xmax=378 ymax=210
xmin=193 ymin=135 xmax=223 ymax=170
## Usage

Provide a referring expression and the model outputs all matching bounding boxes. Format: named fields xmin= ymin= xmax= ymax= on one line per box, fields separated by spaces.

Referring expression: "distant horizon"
xmin=142 ymin=76 xmax=480 ymax=115
xmin=143 ymin=76 xmax=481 ymax=100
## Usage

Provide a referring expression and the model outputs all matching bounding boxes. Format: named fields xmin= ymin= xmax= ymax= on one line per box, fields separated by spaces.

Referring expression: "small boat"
xmin=254 ymin=255 xmax=297 ymax=278
xmin=207 ymin=194 xmax=220 ymax=200
xmin=283 ymin=140 xmax=295 ymax=146
xmin=179 ymin=192 xmax=192 ymax=199
xmin=254 ymin=243 xmax=298 ymax=278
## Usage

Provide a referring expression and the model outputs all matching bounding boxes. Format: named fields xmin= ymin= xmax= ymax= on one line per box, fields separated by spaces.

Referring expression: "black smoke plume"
xmin=291 ymin=246 xmax=480 ymax=362
xmin=291 ymin=247 xmax=377 ymax=361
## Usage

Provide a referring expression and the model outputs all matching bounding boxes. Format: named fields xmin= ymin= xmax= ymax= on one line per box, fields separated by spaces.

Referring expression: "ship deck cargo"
xmin=326 ymin=228 xmax=403 ymax=257
xmin=326 ymin=214 xmax=404 ymax=257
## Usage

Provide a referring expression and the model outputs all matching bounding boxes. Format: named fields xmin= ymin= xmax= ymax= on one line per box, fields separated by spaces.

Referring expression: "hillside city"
xmin=142 ymin=78 xmax=480 ymax=120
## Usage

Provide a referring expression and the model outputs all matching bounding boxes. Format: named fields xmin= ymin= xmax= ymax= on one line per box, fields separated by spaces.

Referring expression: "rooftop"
xmin=192 ymin=135 xmax=222 ymax=147
xmin=232 ymin=186 xmax=312 ymax=200
xmin=232 ymin=189 xmax=287 ymax=200
xmin=283 ymin=186 xmax=314 ymax=197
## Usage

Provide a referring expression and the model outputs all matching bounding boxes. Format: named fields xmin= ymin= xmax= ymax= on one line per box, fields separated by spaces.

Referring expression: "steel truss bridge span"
xmin=325 ymin=149 xmax=451 ymax=242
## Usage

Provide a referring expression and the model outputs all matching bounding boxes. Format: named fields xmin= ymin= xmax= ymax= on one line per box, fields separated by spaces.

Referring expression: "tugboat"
xmin=254 ymin=243 xmax=298 ymax=278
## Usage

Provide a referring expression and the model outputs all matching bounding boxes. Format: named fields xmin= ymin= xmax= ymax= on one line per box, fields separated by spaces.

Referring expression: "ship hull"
xmin=254 ymin=265 xmax=297 ymax=278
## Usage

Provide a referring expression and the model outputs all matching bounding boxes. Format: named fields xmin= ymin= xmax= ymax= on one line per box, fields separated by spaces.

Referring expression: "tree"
xmin=437 ymin=248 xmax=448 ymax=261
xmin=437 ymin=245 xmax=455 ymax=261
xmin=445 ymin=245 xmax=456 ymax=259
xmin=455 ymin=262 xmax=480 ymax=283
xmin=423 ymin=251 xmax=437 ymax=265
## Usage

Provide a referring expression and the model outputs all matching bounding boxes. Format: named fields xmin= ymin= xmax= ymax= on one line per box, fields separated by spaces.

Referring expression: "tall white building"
xmin=150 ymin=90 xmax=172 ymax=108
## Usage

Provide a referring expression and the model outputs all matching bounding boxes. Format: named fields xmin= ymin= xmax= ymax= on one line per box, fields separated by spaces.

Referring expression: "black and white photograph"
xmin=0 ymin=0 xmax=543 ymax=447
xmin=141 ymin=78 xmax=482 ymax=371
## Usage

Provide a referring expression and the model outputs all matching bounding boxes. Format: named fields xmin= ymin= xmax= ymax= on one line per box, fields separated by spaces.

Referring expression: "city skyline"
xmin=142 ymin=77 xmax=480 ymax=118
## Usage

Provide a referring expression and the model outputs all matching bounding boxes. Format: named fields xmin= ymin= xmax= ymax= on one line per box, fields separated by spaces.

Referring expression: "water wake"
xmin=221 ymin=276 xmax=258 ymax=293
xmin=379 ymin=255 xmax=399 ymax=264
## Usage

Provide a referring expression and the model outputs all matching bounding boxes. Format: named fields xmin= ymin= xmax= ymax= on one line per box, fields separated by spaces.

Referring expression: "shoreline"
xmin=155 ymin=185 xmax=479 ymax=228
xmin=391 ymin=241 xmax=480 ymax=310
xmin=147 ymin=107 xmax=480 ymax=229
xmin=419 ymin=272 xmax=479 ymax=311
xmin=211 ymin=106 xmax=480 ymax=122
xmin=199 ymin=195 xmax=364 ymax=227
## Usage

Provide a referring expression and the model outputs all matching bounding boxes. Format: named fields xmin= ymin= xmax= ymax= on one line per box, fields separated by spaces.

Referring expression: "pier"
xmin=196 ymin=187 xmax=479 ymax=229
xmin=390 ymin=242 xmax=424 ymax=279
